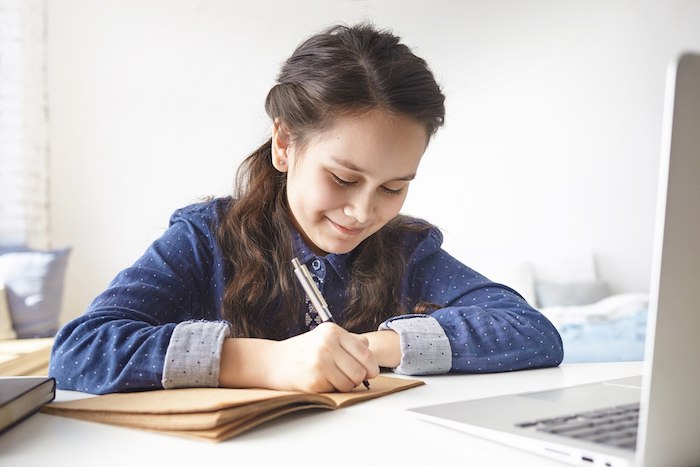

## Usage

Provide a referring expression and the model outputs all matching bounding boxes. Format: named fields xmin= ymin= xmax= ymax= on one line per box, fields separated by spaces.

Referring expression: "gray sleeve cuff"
xmin=162 ymin=320 xmax=231 ymax=389
xmin=378 ymin=315 xmax=452 ymax=375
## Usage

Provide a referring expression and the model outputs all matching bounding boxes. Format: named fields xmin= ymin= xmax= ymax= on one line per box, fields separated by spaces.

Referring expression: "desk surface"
xmin=0 ymin=361 xmax=643 ymax=467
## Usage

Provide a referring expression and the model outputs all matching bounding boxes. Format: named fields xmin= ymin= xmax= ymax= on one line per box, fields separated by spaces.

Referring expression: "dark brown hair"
xmin=217 ymin=23 xmax=445 ymax=338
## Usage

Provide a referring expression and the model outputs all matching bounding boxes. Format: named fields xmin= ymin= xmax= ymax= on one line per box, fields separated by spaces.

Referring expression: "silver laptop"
xmin=408 ymin=52 xmax=700 ymax=467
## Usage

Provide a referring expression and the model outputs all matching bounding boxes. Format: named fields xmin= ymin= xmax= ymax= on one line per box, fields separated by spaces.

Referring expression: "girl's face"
xmin=272 ymin=109 xmax=428 ymax=255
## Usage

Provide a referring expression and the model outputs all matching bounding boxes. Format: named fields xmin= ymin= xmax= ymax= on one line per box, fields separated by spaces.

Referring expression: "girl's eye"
xmin=331 ymin=173 xmax=355 ymax=187
xmin=331 ymin=172 xmax=404 ymax=196
xmin=381 ymin=186 xmax=405 ymax=196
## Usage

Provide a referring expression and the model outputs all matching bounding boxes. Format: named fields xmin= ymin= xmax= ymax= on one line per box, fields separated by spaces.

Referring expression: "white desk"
xmin=0 ymin=362 xmax=643 ymax=467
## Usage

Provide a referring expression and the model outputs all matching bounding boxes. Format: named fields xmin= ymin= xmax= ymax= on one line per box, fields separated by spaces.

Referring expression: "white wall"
xmin=0 ymin=0 xmax=50 ymax=248
xmin=47 ymin=0 xmax=700 ymax=323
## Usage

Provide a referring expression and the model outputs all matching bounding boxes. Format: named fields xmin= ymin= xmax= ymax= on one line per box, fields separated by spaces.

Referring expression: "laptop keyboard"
xmin=515 ymin=403 xmax=640 ymax=451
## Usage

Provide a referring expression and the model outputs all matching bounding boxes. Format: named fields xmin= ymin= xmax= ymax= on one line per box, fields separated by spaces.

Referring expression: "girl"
xmin=49 ymin=23 xmax=563 ymax=394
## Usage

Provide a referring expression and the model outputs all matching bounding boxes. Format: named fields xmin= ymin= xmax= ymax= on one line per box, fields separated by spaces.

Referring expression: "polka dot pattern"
xmin=379 ymin=314 xmax=451 ymax=374
xmin=49 ymin=198 xmax=564 ymax=394
xmin=162 ymin=320 xmax=231 ymax=388
xmin=397 ymin=229 xmax=564 ymax=374
xmin=49 ymin=199 xmax=230 ymax=394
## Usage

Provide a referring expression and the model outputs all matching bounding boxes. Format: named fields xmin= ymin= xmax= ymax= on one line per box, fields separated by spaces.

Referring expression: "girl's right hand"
xmin=267 ymin=322 xmax=379 ymax=393
xmin=219 ymin=322 xmax=379 ymax=393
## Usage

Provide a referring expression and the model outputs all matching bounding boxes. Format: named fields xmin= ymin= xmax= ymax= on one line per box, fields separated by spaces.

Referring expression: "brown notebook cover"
xmin=42 ymin=375 xmax=423 ymax=442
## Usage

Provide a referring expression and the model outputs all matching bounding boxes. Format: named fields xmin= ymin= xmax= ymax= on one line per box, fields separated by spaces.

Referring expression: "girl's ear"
xmin=271 ymin=119 xmax=291 ymax=172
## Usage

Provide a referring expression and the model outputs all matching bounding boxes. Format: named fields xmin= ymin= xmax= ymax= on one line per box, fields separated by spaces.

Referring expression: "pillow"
xmin=0 ymin=248 xmax=70 ymax=338
xmin=535 ymin=280 xmax=611 ymax=308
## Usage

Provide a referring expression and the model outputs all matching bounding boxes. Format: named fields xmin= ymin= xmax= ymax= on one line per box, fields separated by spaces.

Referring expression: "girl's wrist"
xmin=363 ymin=330 xmax=401 ymax=369
xmin=219 ymin=337 xmax=276 ymax=388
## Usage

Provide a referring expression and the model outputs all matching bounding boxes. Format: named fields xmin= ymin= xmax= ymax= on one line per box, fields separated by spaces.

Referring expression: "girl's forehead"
xmin=302 ymin=109 xmax=427 ymax=170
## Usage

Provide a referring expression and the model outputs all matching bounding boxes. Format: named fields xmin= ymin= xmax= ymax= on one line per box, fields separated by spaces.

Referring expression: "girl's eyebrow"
xmin=330 ymin=156 xmax=416 ymax=181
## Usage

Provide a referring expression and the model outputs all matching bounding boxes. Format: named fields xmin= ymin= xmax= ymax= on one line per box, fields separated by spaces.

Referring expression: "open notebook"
xmin=42 ymin=375 xmax=423 ymax=442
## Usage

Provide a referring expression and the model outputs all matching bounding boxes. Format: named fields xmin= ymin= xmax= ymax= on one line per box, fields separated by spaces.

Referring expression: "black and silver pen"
xmin=291 ymin=257 xmax=370 ymax=390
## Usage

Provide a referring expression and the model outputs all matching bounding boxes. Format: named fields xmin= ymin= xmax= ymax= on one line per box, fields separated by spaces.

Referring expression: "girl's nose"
xmin=344 ymin=192 xmax=374 ymax=224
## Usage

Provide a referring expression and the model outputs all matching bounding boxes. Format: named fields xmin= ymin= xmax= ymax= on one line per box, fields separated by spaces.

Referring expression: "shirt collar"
xmin=290 ymin=227 xmax=352 ymax=282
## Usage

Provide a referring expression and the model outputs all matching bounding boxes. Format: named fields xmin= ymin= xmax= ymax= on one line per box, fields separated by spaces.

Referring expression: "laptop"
xmin=408 ymin=52 xmax=700 ymax=467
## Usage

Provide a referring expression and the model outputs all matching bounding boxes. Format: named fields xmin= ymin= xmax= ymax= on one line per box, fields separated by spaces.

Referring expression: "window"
xmin=0 ymin=0 xmax=49 ymax=248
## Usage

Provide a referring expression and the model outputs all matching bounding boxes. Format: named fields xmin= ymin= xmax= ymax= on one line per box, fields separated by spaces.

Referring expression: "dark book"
xmin=0 ymin=376 xmax=56 ymax=434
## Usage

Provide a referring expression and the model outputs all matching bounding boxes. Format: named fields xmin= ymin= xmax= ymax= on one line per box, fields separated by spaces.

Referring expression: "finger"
xmin=351 ymin=335 xmax=379 ymax=378
xmin=338 ymin=335 xmax=379 ymax=381
xmin=341 ymin=333 xmax=379 ymax=375
xmin=304 ymin=324 xmax=363 ymax=392
xmin=327 ymin=350 xmax=369 ymax=392
xmin=309 ymin=324 xmax=377 ymax=390
xmin=355 ymin=334 xmax=369 ymax=346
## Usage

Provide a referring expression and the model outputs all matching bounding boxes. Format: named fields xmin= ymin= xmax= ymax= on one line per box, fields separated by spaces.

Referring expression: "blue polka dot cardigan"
xmin=49 ymin=198 xmax=563 ymax=394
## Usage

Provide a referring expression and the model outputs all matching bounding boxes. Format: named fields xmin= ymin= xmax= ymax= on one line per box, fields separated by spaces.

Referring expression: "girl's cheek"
xmin=315 ymin=185 xmax=343 ymax=209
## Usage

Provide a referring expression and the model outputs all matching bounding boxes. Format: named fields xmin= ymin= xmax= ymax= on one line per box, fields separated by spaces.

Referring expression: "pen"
xmin=291 ymin=257 xmax=371 ymax=390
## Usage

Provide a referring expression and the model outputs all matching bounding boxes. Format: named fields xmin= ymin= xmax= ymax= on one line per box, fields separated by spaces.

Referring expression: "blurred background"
xmin=2 ymin=1 xmax=700 ymax=361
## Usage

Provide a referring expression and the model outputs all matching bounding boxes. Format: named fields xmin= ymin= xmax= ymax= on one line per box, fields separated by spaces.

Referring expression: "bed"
xmin=513 ymin=254 xmax=648 ymax=363
xmin=538 ymin=293 xmax=648 ymax=363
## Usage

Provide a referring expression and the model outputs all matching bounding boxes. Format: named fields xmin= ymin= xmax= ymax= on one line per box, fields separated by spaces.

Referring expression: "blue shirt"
xmin=49 ymin=198 xmax=563 ymax=394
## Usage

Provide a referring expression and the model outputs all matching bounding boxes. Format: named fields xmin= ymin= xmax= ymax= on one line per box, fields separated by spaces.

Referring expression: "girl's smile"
xmin=326 ymin=217 xmax=365 ymax=237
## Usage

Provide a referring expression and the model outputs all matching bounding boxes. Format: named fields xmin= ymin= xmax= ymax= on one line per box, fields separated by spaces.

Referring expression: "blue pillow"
xmin=0 ymin=248 xmax=70 ymax=338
